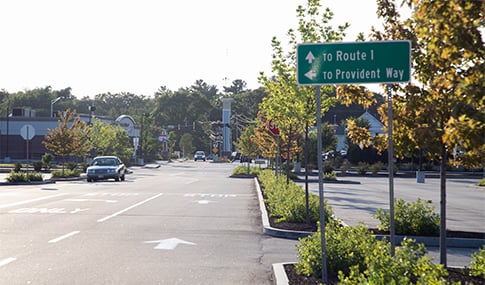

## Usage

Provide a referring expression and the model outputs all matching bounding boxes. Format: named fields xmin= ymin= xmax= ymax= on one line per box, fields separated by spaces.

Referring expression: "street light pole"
xmin=50 ymin=97 xmax=63 ymax=118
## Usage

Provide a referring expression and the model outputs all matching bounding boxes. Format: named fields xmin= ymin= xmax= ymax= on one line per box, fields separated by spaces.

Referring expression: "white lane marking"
xmin=97 ymin=193 xmax=164 ymax=223
xmin=185 ymin=178 xmax=199 ymax=184
xmin=65 ymin=199 xmax=117 ymax=203
xmin=0 ymin=194 xmax=67 ymax=209
xmin=48 ymin=231 xmax=80 ymax=243
xmin=0 ymin=257 xmax=17 ymax=267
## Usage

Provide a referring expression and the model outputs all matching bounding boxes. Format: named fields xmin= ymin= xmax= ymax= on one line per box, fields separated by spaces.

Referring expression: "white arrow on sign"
xmin=305 ymin=70 xmax=317 ymax=80
xmin=305 ymin=51 xmax=315 ymax=64
xmin=144 ymin=238 xmax=196 ymax=250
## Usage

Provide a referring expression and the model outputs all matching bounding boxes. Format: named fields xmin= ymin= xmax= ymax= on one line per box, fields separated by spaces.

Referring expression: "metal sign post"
xmin=315 ymin=86 xmax=328 ymax=283
xmin=297 ymin=41 xmax=411 ymax=273
xmin=387 ymin=85 xmax=395 ymax=255
xmin=20 ymin=125 xmax=35 ymax=172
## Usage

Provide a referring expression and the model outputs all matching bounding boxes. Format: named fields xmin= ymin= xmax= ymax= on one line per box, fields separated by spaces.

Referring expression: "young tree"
xmin=235 ymin=125 xmax=260 ymax=174
xmin=179 ymin=133 xmax=195 ymax=158
xmin=341 ymin=0 xmax=484 ymax=266
xmin=42 ymin=109 xmax=88 ymax=173
xmin=89 ymin=119 xmax=134 ymax=164
xmin=258 ymin=0 xmax=345 ymax=178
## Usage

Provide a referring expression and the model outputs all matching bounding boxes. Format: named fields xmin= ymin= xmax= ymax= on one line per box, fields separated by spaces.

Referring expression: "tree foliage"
xmin=42 ymin=109 xmax=87 ymax=159
xmin=338 ymin=0 xmax=484 ymax=266
xmin=343 ymin=0 xmax=485 ymax=170
xmin=89 ymin=119 xmax=133 ymax=164
xmin=258 ymin=0 xmax=346 ymax=167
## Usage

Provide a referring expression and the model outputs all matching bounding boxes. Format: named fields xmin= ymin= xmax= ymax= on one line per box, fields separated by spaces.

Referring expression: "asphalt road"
xmin=0 ymin=162 xmax=298 ymax=285
xmin=1 ymin=162 xmax=483 ymax=284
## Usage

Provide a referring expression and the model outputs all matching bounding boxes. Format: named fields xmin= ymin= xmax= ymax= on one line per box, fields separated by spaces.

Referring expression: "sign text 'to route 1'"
xmin=297 ymin=41 xmax=411 ymax=85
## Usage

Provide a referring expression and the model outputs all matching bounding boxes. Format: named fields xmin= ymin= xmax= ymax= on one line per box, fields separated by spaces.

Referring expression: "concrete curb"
xmin=0 ymin=179 xmax=57 ymax=186
xmin=254 ymin=178 xmax=313 ymax=240
xmin=272 ymin=263 xmax=292 ymax=285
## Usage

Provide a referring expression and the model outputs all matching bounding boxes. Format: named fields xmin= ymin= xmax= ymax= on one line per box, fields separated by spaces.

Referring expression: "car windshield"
xmin=92 ymin=158 xmax=117 ymax=166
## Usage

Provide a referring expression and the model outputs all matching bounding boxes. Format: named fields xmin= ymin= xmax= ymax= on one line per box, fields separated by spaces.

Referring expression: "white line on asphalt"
xmin=48 ymin=231 xmax=80 ymax=243
xmin=97 ymin=193 xmax=164 ymax=223
xmin=0 ymin=257 xmax=17 ymax=267
xmin=0 ymin=194 xmax=67 ymax=209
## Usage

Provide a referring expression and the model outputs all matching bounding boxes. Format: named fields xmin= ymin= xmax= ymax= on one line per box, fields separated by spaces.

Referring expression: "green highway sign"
xmin=297 ymin=41 xmax=411 ymax=85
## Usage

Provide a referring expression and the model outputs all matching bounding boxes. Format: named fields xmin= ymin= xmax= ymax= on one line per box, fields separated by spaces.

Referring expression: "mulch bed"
xmin=284 ymin=263 xmax=485 ymax=285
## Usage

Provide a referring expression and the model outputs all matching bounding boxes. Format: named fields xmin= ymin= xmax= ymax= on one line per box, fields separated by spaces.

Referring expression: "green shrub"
xmin=231 ymin=166 xmax=261 ymax=176
xmin=478 ymin=178 xmax=485 ymax=187
xmin=375 ymin=198 xmax=440 ymax=236
xmin=258 ymin=170 xmax=333 ymax=224
xmin=14 ymin=162 xmax=22 ymax=172
xmin=323 ymin=161 xmax=334 ymax=174
xmin=296 ymin=221 xmax=446 ymax=283
xmin=51 ymin=168 xmax=81 ymax=178
xmin=66 ymin=161 xmax=78 ymax=171
xmin=79 ymin=162 xmax=89 ymax=173
xmin=32 ymin=161 xmax=43 ymax=172
xmin=27 ymin=172 xmax=44 ymax=181
xmin=6 ymin=171 xmax=29 ymax=182
xmin=41 ymin=153 xmax=54 ymax=171
xmin=6 ymin=171 xmax=43 ymax=182
xmin=370 ymin=161 xmax=384 ymax=175
xmin=470 ymin=245 xmax=485 ymax=278
xmin=339 ymin=160 xmax=351 ymax=174
xmin=339 ymin=238 xmax=447 ymax=284
xmin=323 ymin=172 xmax=337 ymax=180
xmin=357 ymin=162 xmax=369 ymax=175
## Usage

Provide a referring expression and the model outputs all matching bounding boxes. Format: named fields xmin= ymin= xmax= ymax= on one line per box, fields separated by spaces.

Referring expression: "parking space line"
xmin=97 ymin=193 xmax=164 ymax=223
xmin=0 ymin=194 xmax=67 ymax=209
xmin=0 ymin=257 xmax=17 ymax=267
xmin=48 ymin=231 xmax=80 ymax=243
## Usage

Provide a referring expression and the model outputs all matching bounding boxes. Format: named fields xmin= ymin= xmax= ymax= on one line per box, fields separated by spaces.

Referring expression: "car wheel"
xmin=115 ymin=177 xmax=120 ymax=182
xmin=87 ymin=178 xmax=92 ymax=182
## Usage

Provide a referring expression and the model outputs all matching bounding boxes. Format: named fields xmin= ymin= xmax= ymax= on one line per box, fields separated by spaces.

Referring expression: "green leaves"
xmin=375 ymin=198 xmax=440 ymax=236
xmin=258 ymin=170 xmax=332 ymax=224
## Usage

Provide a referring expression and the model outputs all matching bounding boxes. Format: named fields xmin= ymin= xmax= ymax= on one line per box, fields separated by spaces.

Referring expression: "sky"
xmin=0 ymin=0 xmax=387 ymax=98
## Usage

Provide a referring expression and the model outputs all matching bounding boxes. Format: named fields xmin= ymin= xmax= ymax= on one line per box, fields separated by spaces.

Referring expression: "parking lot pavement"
xmin=296 ymin=176 xmax=484 ymax=233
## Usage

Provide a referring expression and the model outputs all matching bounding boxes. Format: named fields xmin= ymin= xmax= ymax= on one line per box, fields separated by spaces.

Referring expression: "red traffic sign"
xmin=267 ymin=120 xmax=280 ymax=136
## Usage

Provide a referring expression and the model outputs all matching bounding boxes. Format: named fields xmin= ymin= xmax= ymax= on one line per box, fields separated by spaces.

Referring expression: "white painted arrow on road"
xmin=144 ymin=238 xmax=196 ymax=250
xmin=305 ymin=51 xmax=315 ymax=64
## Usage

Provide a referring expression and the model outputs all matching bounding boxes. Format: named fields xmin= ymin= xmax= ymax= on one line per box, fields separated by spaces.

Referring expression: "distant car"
xmin=86 ymin=156 xmax=126 ymax=182
xmin=194 ymin=151 xmax=206 ymax=161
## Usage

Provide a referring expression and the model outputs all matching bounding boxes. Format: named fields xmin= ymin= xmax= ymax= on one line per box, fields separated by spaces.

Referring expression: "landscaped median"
xmin=250 ymin=170 xmax=485 ymax=284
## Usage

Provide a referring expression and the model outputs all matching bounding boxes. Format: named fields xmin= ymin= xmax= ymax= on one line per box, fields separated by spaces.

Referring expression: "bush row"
xmin=6 ymin=171 xmax=44 ymax=182
xmin=296 ymin=220 xmax=485 ymax=283
xmin=257 ymin=170 xmax=333 ymax=225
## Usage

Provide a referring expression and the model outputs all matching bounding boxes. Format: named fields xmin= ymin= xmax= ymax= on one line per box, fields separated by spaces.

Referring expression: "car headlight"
xmin=108 ymin=169 xmax=116 ymax=173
